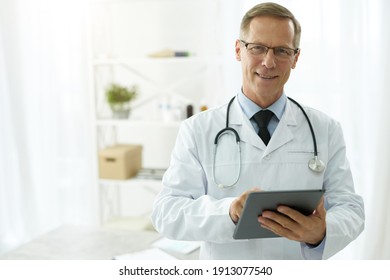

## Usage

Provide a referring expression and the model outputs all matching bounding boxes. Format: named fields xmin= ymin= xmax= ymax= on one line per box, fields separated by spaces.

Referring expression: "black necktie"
xmin=253 ymin=110 xmax=274 ymax=145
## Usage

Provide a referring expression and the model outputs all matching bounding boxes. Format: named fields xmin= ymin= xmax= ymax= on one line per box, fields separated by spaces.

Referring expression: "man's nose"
xmin=262 ymin=49 xmax=276 ymax=68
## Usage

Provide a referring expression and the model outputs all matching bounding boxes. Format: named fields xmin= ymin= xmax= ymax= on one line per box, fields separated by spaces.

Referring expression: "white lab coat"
xmin=151 ymin=98 xmax=364 ymax=259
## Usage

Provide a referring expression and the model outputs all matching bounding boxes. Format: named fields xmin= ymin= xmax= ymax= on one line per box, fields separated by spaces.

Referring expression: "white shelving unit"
xmin=88 ymin=0 xmax=223 ymax=230
xmin=92 ymin=57 xmax=200 ymax=230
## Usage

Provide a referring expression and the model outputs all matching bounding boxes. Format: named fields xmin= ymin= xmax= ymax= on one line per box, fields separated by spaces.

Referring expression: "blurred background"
xmin=0 ymin=0 xmax=389 ymax=259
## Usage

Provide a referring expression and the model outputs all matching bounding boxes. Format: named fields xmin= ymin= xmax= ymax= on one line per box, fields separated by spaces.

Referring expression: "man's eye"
xmin=275 ymin=48 xmax=291 ymax=56
xmin=250 ymin=45 xmax=266 ymax=53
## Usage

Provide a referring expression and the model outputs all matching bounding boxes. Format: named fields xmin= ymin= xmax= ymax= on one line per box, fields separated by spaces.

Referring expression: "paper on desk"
xmin=151 ymin=237 xmax=200 ymax=255
xmin=113 ymin=248 xmax=177 ymax=260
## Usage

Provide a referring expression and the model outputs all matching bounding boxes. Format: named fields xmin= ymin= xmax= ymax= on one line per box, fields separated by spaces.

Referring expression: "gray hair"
xmin=240 ymin=2 xmax=301 ymax=48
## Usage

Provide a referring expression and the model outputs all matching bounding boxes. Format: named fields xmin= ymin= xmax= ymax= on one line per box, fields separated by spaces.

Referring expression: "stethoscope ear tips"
xmin=308 ymin=157 xmax=326 ymax=173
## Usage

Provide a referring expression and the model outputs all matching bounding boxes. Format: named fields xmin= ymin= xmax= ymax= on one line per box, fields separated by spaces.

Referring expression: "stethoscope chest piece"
xmin=308 ymin=156 xmax=326 ymax=173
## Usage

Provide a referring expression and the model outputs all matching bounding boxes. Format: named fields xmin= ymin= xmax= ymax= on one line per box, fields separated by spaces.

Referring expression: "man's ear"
xmin=291 ymin=49 xmax=300 ymax=69
xmin=235 ymin=40 xmax=241 ymax=61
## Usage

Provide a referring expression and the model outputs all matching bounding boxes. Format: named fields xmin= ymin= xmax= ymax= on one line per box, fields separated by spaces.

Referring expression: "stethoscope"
xmin=212 ymin=96 xmax=326 ymax=189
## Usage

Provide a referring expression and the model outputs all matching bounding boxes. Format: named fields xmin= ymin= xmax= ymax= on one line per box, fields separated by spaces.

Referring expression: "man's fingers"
xmin=230 ymin=187 xmax=262 ymax=223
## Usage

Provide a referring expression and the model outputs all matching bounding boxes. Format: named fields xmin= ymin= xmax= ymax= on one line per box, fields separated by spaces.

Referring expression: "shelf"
xmin=99 ymin=168 xmax=166 ymax=186
xmin=99 ymin=177 xmax=162 ymax=185
xmin=93 ymin=56 xmax=209 ymax=112
xmin=93 ymin=56 xmax=212 ymax=66
xmin=95 ymin=119 xmax=182 ymax=128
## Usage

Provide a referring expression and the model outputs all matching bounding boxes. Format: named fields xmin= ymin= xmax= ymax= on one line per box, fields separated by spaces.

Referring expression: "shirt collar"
xmin=237 ymin=89 xmax=287 ymax=121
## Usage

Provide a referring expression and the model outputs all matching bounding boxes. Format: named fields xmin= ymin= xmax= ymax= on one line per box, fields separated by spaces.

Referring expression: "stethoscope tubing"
xmin=212 ymin=95 xmax=325 ymax=189
xmin=287 ymin=97 xmax=318 ymax=157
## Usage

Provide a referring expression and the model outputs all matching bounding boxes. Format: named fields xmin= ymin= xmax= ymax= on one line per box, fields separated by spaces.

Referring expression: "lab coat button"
xmin=264 ymin=155 xmax=271 ymax=160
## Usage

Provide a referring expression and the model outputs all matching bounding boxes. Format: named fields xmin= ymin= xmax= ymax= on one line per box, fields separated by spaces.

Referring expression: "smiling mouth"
xmin=257 ymin=73 xmax=278 ymax=80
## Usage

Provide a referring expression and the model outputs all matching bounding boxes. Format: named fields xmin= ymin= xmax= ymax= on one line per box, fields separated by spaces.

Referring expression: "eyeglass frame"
xmin=239 ymin=40 xmax=299 ymax=60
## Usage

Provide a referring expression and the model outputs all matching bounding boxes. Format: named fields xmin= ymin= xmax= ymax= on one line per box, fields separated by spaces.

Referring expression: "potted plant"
xmin=105 ymin=83 xmax=138 ymax=119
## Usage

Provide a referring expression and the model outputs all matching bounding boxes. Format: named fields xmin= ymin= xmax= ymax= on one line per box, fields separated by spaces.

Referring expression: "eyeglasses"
xmin=240 ymin=40 xmax=299 ymax=60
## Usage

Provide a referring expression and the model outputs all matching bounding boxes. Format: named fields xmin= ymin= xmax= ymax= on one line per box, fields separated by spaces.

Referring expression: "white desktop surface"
xmin=0 ymin=225 xmax=199 ymax=260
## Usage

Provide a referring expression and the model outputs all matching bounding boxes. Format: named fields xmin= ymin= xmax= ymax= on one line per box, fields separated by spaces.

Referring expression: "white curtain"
xmin=0 ymin=0 xmax=95 ymax=254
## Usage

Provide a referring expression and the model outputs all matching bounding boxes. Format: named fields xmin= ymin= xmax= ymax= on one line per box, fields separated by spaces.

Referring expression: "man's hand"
xmin=258 ymin=197 xmax=326 ymax=246
xmin=229 ymin=188 xmax=260 ymax=223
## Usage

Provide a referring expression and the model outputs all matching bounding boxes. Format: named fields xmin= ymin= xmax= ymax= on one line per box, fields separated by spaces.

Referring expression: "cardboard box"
xmin=98 ymin=144 xmax=142 ymax=179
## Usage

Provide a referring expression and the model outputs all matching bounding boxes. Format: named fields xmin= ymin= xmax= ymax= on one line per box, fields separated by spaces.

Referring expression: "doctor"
xmin=151 ymin=2 xmax=364 ymax=259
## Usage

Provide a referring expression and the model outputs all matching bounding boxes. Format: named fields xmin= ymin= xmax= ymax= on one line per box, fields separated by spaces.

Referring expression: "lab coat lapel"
xmin=264 ymin=101 xmax=297 ymax=157
xmin=229 ymin=98 xmax=266 ymax=151
xmin=229 ymin=98 xmax=297 ymax=154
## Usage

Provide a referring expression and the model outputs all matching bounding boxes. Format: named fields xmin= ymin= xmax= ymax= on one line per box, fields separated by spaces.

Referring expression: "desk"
xmin=0 ymin=225 xmax=199 ymax=260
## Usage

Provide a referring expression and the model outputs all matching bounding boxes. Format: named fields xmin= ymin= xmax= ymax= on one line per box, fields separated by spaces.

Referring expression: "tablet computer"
xmin=233 ymin=189 xmax=324 ymax=240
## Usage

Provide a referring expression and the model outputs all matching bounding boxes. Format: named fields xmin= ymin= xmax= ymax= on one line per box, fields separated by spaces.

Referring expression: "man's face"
xmin=235 ymin=16 xmax=300 ymax=108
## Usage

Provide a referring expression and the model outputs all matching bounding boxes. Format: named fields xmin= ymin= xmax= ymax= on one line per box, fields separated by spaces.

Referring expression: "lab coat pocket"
xmin=286 ymin=150 xmax=314 ymax=163
xmin=277 ymin=150 xmax=324 ymax=189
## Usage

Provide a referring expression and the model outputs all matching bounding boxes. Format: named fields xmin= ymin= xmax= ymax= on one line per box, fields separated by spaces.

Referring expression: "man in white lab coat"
xmin=151 ymin=2 xmax=364 ymax=259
